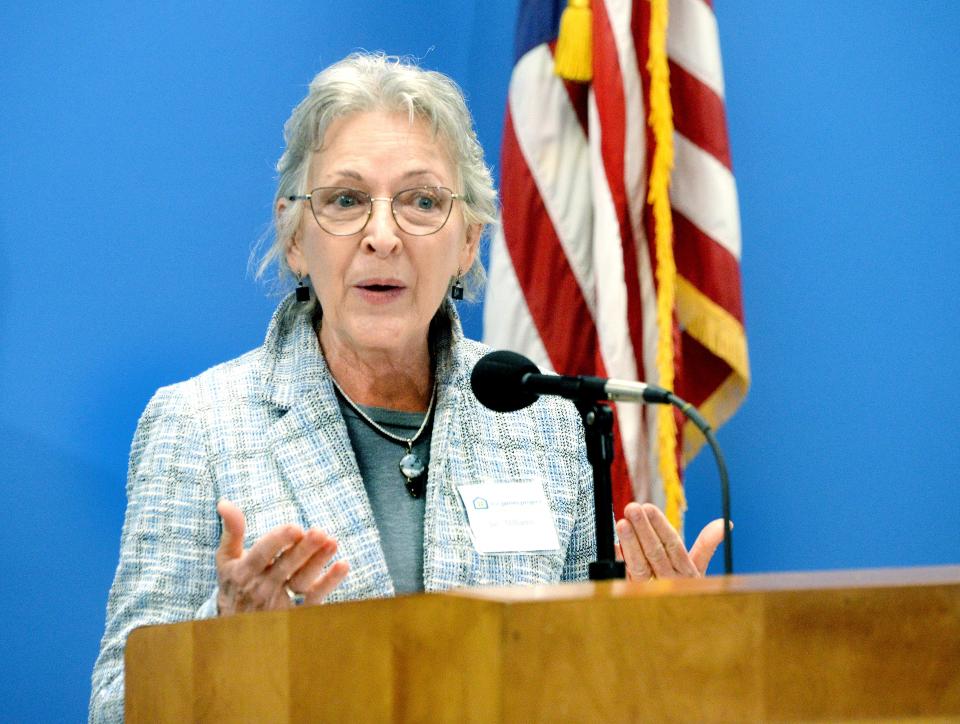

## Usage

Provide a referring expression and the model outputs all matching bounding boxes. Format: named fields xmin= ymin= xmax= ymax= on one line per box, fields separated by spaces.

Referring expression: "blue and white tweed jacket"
xmin=90 ymin=294 xmax=596 ymax=722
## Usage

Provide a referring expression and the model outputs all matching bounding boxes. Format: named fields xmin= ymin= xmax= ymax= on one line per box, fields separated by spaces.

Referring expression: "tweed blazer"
xmin=90 ymin=294 xmax=596 ymax=722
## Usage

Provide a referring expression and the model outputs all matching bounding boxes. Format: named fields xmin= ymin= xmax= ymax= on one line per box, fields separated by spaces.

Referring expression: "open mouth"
xmin=354 ymin=281 xmax=405 ymax=301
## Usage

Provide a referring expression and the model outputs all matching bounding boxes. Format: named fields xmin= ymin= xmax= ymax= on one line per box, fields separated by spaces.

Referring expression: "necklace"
xmin=329 ymin=375 xmax=436 ymax=499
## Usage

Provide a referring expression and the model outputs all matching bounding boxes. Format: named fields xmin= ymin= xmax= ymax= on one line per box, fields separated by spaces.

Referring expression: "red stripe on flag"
xmin=674 ymin=211 xmax=745 ymax=323
xmin=592 ymin=0 xmax=654 ymax=515
xmin=633 ymin=0 xmax=676 ymax=483
xmin=677 ymin=333 xmax=732 ymax=409
xmin=547 ymin=40 xmax=591 ymax=136
xmin=563 ymin=77 xmax=591 ymax=139
xmin=631 ymin=0 xmax=662 ymax=304
xmin=500 ymin=110 xmax=598 ymax=376
xmin=592 ymin=0 xmax=647 ymax=377
xmin=669 ymin=59 xmax=733 ymax=170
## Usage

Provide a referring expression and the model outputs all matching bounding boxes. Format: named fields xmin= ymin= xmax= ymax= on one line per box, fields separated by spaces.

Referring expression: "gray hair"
xmin=256 ymin=52 xmax=498 ymax=301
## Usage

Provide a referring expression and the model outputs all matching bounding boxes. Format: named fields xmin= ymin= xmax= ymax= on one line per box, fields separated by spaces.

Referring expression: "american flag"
xmin=483 ymin=0 xmax=749 ymax=526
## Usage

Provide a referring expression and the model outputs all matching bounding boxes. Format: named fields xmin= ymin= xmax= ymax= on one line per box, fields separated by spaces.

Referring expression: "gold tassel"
xmin=554 ymin=0 xmax=593 ymax=82
xmin=646 ymin=0 xmax=686 ymax=528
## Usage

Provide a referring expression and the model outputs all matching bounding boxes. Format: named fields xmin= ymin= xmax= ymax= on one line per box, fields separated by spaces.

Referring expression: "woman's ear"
xmin=460 ymin=223 xmax=482 ymax=271
xmin=277 ymin=197 xmax=304 ymax=274
xmin=286 ymin=238 xmax=304 ymax=277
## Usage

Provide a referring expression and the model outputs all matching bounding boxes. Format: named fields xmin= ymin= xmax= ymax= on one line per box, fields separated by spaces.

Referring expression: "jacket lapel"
xmin=269 ymin=386 xmax=394 ymax=601
xmin=421 ymin=378 xmax=476 ymax=592
xmin=259 ymin=295 xmax=393 ymax=601
xmin=421 ymin=309 xmax=480 ymax=592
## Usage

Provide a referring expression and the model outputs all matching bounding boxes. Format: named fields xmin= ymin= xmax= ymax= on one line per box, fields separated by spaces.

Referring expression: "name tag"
xmin=457 ymin=481 xmax=561 ymax=554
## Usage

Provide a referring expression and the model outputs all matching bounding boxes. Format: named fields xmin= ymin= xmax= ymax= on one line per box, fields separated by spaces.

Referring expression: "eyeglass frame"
xmin=287 ymin=185 xmax=466 ymax=237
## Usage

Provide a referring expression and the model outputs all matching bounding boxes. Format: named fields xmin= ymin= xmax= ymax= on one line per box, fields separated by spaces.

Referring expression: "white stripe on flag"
xmin=667 ymin=0 xmax=726 ymax=99
xmin=604 ymin=0 xmax=648 ymax=250
xmin=599 ymin=0 xmax=660 ymax=505
xmin=672 ymin=132 xmax=742 ymax=260
xmin=509 ymin=45 xmax=596 ymax=319
xmin=482 ymin=223 xmax=552 ymax=370
xmin=586 ymin=90 xmax=645 ymax=499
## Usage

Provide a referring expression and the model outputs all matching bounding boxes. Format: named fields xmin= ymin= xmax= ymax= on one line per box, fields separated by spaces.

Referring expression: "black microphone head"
xmin=470 ymin=350 xmax=542 ymax=413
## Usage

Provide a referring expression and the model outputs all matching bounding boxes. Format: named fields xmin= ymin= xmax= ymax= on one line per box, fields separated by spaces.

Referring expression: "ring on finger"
xmin=284 ymin=582 xmax=306 ymax=607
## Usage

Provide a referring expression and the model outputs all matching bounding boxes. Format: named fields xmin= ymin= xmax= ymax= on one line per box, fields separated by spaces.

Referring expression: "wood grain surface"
xmin=126 ymin=566 xmax=960 ymax=722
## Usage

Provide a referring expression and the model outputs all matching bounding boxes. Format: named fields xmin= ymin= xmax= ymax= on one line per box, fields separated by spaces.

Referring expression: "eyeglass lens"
xmin=309 ymin=187 xmax=455 ymax=236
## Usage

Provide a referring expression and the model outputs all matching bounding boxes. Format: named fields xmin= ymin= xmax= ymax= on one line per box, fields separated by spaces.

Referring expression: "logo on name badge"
xmin=472 ymin=497 xmax=489 ymax=510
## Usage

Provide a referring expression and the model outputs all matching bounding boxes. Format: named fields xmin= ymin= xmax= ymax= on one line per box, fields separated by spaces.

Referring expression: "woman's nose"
xmin=362 ymin=197 xmax=402 ymax=255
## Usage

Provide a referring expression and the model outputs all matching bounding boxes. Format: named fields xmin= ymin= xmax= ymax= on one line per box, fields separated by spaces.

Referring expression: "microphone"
xmin=470 ymin=350 xmax=671 ymax=413
xmin=470 ymin=349 xmax=734 ymax=575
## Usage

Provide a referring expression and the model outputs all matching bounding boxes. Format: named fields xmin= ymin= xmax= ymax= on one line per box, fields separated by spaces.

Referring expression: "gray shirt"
xmin=337 ymin=398 xmax=431 ymax=595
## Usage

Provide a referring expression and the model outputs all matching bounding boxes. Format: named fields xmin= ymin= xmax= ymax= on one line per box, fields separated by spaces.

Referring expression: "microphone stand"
xmin=470 ymin=350 xmax=734 ymax=576
xmin=575 ymin=401 xmax=626 ymax=580
xmin=576 ymin=394 xmax=733 ymax=579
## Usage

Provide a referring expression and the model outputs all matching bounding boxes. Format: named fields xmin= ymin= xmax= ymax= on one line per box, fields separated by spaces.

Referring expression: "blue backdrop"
xmin=1 ymin=2 xmax=958 ymax=720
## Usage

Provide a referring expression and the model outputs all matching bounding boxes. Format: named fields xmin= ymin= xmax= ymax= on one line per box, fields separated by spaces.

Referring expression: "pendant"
xmin=399 ymin=451 xmax=426 ymax=499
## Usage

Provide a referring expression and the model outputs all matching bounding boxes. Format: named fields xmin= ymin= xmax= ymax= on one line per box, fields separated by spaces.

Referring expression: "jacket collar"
xmin=257 ymin=294 xmax=326 ymax=410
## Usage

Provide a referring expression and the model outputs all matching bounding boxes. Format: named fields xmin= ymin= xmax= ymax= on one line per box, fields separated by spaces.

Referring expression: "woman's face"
xmin=283 ymin=110 xmax=480 ymax=362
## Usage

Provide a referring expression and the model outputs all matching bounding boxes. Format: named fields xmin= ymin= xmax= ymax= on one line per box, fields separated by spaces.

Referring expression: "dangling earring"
xmin=296 ymin=274 xmax=310 ymax=302
xmin=450 ymin=269 xmax=464 ymax=300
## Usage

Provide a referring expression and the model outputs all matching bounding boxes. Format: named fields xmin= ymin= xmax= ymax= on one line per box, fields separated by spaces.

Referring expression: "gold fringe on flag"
xmin=676 ymin=276 xmax=750 ymax=385
xmin=645 ymin=0 xmax=685 ymax=528
xmin=676 ymin=275 xmax=751 ymax=461
xmin=554 ymin=0 xmax=593 ymax=82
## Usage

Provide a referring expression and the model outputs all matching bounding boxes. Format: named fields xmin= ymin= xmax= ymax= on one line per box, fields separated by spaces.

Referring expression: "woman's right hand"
xmin=215 ymin=499 xmax=350 ymax=616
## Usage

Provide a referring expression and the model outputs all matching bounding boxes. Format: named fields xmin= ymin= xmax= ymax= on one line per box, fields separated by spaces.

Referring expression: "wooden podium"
xmin=126 ymin=566 xmax=960 ymax=722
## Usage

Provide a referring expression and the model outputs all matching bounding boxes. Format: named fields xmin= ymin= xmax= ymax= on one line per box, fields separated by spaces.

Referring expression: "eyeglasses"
xmin=288 ymin=186 xmax=464 ymax=236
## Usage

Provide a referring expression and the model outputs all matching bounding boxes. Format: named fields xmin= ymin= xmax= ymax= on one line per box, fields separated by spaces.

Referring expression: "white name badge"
xmin=457 ymin=481 xmax=561 ymax=554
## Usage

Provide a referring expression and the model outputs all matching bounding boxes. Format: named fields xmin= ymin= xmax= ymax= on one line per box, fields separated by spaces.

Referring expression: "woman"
xmin=90 ymin=52 xmax=724 ymax=722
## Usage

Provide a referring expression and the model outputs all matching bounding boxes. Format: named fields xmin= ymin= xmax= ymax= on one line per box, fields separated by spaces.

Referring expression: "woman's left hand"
xmin=616 ymin=502 xmax=728 ymax=580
